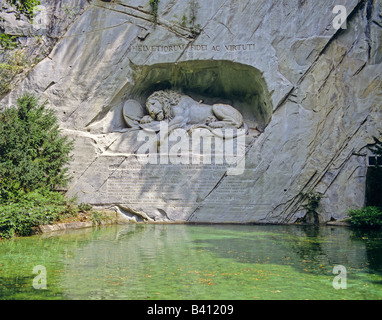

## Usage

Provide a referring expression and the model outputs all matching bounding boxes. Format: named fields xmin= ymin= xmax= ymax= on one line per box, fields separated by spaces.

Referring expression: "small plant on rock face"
xmin=188 ymin=0 xmax=199 ymax=27
xmin=0 ymin=34 xmax=18 ymax=51
xmin=181 ymin=13 xmax=188 ymax=27
xmin=300 ymin=190 xmax=324 ymax=225
xmin=6 ymin=0 xmax=41 ymax=20
xmin=149 ymin=0 xmax=160 ymax=24
xmin=177 ymin=1 xmax=201 ymax=36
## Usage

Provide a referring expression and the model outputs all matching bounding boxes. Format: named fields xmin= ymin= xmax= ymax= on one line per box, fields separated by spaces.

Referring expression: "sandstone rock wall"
xmin=1 ymin=0 xmax=381 ymax=224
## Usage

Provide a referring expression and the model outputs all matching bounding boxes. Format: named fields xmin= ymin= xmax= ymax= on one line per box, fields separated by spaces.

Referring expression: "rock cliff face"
xmin=1 ymin=0 xmax=381 ymax=224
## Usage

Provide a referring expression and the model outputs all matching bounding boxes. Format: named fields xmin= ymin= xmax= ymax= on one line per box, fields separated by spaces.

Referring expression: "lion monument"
xmin=125 ymin=90 xmax=245 ymax=134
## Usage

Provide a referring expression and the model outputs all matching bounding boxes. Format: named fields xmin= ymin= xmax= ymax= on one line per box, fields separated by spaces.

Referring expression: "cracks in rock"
xmin=174 ymin=0 xmax=230 ymax=63
xmin=92 ymin=2 xmax=152 ymax=24
xmin=200 ymin=0 xmax=231 ymax=31
xmin=305 ymin=105 xmax=337 ymax=150
xmin=274 ymin=86 xmax=295 ymax=112
xmin=43 ymin=81 xmax=56 ymax=92
xmin=96 ymin=157 xmax=126 ymax=193
xmin=66 ymin=154 xmax=100 ymax=193
xmin=63 ymin=101 xmax=84 ymax=124
xmin=286 ymin=0 xmax=371 ymax=103
xmin=353 ymin=61 xmax=367 ymax=76
xmin=321 ymin=0 xmax=370 ymax=55
xmin=217 ymin=21 xmax=234 ymax=36
xmin=281 ymin=114 xmax=370 ymax=223
xmin=102 ymin=135 xmax=124 ymax=154
xmin=186 ymin=172 xmax=227 ymax=222
xmin=186 ymin=133 xmax=261 ymax=222
xmin=317 ymin=63 xmax=336 ymax=94
xmin=373 ymin=19 xmax=382 ymax=29
xmin=60 ymin=20 xmax=132 ymax=39
xmin=276 ymin=170 xmax=318 ymax=224
xmin=364 ymin=0 xmax=377 ymax=63
xmin=93 ymin=2 xmax=194 ymax=40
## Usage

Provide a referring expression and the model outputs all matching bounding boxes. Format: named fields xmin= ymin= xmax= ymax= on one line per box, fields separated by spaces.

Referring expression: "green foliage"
xmin=188 ymin=0 xmax=200 ymax=27
xmin=0 ymin=49 xmax=29 ymax=97
xmin=90 ymin=210 xmax=103 ymax=226
xmin=78 ymin=202 xmax=92 ymax=212
xmin=348 ymin=206 xmax=382 ymax=228
xmin=0 ymin=63 xmax=19 ymax=96
xmin=181 ymin=13 xmax=188 ymax=27
xmin=0 ymin=34 xmax=18 ymax=51
xmin=0 ymin=93 xmax=73 ymax=200
xmin=177 ymin=1 xmax=201 ymax=36
xmin=6 ymin=0 xmax=41 ymax=20
xmin=0 ymin=93 xmax=77 ymax=239
xmin=0 ymin=189 xmax=77 ymax=238
xmin=300 ymin=191 xmax=324 ymax=224
xmin=149 ymin=0 xmax=160 ymax=23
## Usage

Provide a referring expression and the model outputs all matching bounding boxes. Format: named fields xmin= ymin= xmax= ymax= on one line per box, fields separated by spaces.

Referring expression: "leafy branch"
xmin=6 ymin=0 xmax=41 ymax=20
xmin=149 ymin=0 xmax=160 ymax=24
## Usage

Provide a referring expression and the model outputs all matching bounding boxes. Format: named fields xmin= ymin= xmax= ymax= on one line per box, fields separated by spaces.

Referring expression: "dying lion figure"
xmin=140 ymin=90 xmax=244 ymax=133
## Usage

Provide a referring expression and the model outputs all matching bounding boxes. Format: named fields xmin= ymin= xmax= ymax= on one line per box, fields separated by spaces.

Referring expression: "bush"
xmin=0 ymin=93 xmax=73 ymax=201
xmin=0 ymin=189 xmax=78 ymax=238
xmin=348 ymin=206 xmax=382 ymax=228
xmin=0 ymin=93 xmax=77 ymax=239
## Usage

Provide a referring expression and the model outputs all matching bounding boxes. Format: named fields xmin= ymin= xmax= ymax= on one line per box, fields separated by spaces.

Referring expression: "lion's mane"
xmin=146 ymin=90 xmax=182 ymax=120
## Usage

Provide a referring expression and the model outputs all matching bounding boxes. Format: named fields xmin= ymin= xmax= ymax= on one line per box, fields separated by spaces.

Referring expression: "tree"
xmin=0 ymin=93 xmax=73 ymax=201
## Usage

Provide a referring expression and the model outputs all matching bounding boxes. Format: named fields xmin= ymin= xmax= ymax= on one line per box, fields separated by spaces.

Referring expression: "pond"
xmin=0 ymin=224 xmax=381 ymax=300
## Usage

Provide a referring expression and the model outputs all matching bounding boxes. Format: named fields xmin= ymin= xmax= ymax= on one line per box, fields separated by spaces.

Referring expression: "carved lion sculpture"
xmin=139 ymin=90 xmax=244 ymax=133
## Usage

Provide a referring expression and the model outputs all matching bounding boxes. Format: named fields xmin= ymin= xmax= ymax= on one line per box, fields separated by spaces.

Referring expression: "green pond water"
xmin=0 ymin=224 xmax=381 ymax=300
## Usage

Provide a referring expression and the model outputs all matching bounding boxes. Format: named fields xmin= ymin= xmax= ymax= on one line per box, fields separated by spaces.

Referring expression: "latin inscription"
xmin=106 ymin=163 xmax=227 ymax=204
xmin=128 ymin=43 xmax=255 ymax=53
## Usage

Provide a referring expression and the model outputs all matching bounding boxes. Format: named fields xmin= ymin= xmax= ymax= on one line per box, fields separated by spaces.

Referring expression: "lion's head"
xmin=145 ymin=90 xmax=182 ymax=121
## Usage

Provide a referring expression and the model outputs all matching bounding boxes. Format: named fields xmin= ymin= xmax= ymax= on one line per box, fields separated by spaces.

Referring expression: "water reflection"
xmin=349 ymin=228 xmax=382 ymax=275
xmin=191 ymin=225 xmax=371 ymax=275
xmin=58 ymin=224 xmax=382 ymax=299
xmin=0 ymin=224 xmax=381 ymax=300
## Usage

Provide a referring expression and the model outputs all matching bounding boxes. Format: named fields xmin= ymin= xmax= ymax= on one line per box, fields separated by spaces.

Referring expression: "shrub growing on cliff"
xmin=0 ymin=93 xmax=73 ymax=200
xmin=149 ymin=0 xmax=159 ymax=23
xmin=6 ymin=0 xmax=41 ymax=20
